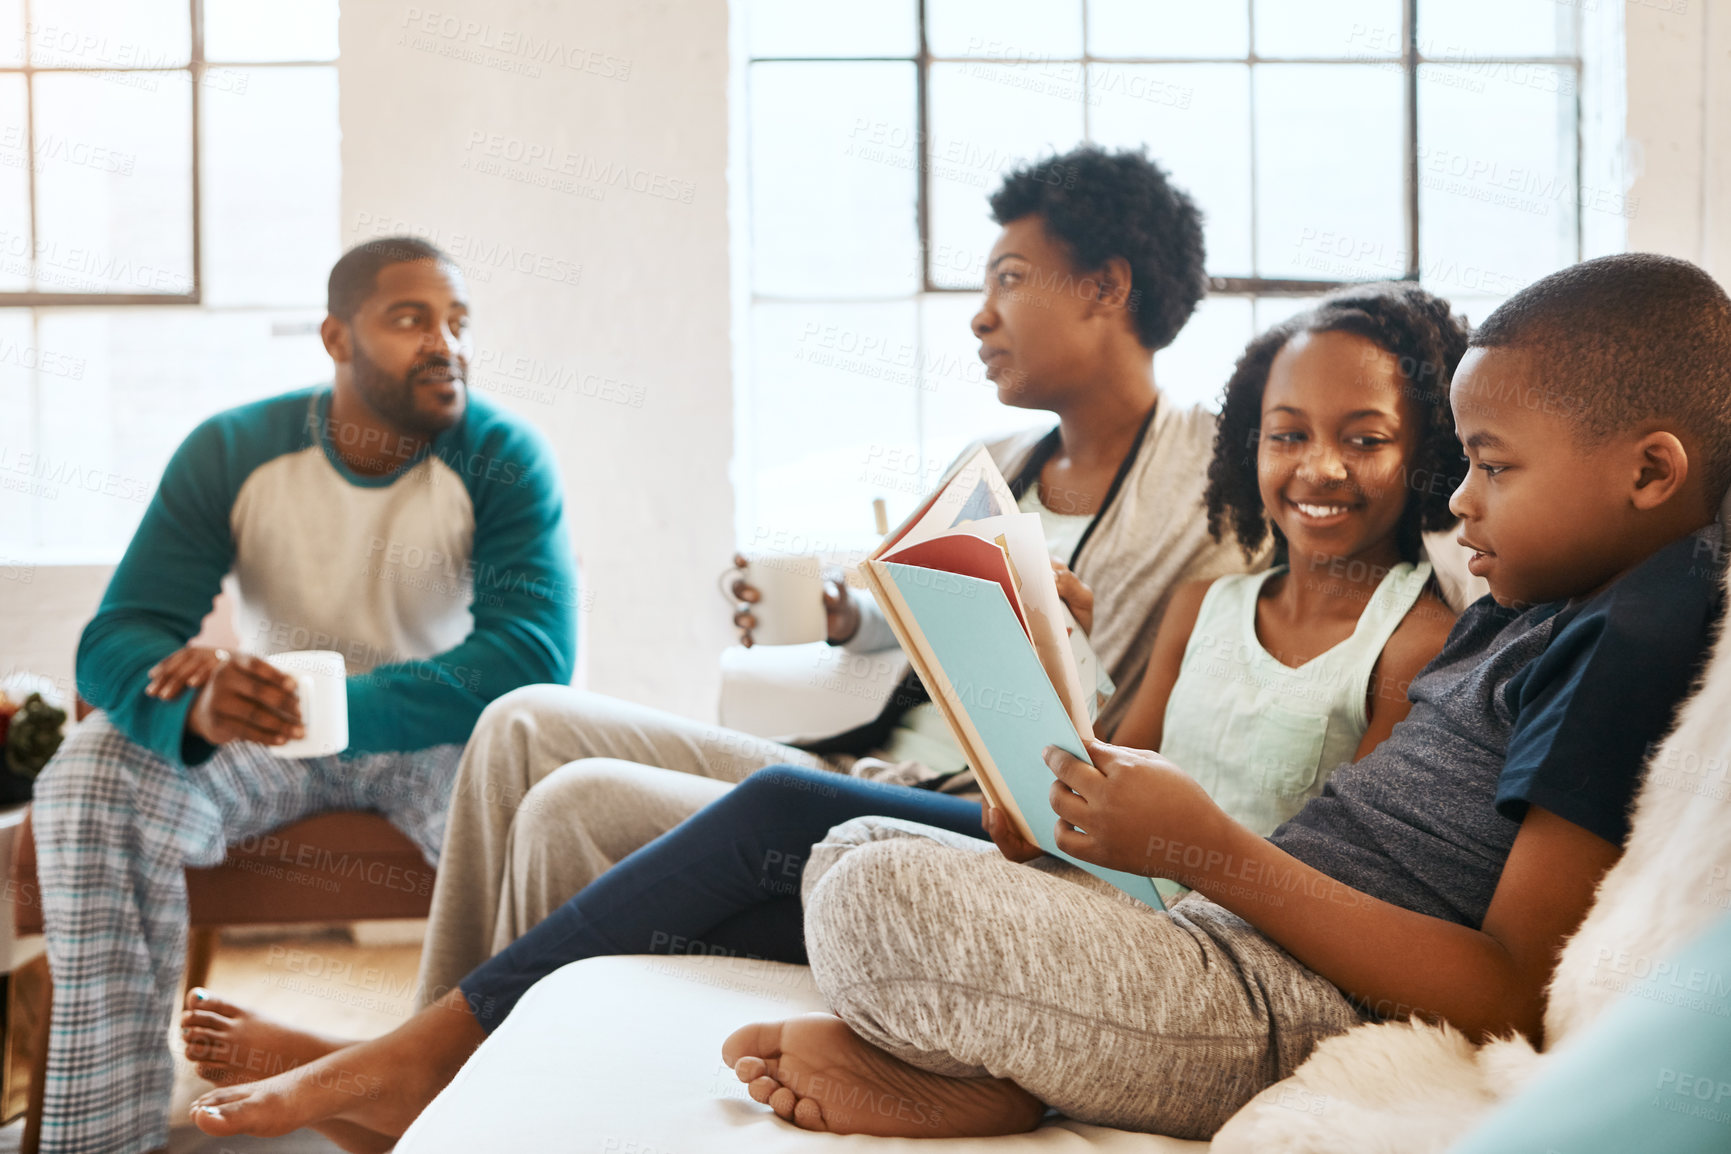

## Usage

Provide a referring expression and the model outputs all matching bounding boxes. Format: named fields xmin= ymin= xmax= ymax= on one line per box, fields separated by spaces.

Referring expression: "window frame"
xmin=0 ymin=0 xmax=337 ymax=306
xmin=746 ymin=0 xmax=1586 ymax=300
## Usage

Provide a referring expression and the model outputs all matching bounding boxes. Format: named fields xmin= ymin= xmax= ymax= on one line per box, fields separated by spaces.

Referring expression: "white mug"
xmin=723 ymin=553 xmax=828 ymax=646
xmin=267 ymin=649 xmax=350 ymax=759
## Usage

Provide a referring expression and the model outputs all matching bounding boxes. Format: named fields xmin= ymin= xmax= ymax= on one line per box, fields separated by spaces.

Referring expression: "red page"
xmin=880 ymin=533 xmax=1029 ymax=637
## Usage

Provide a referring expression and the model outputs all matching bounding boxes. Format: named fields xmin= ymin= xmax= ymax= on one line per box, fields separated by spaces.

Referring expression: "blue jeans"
xmin=460 ymin=765 xmax=986 ymax=1030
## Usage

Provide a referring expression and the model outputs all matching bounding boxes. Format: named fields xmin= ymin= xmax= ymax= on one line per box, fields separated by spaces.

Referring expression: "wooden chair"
xmin=9 ymin=806 xmax=435 ymax=1153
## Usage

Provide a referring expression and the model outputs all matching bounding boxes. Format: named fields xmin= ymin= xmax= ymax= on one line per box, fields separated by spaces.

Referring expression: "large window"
xmin=735 ymin=0 xmax=1620 ymax=553
xmin=0 ymin=1 xmax=340 ymax=560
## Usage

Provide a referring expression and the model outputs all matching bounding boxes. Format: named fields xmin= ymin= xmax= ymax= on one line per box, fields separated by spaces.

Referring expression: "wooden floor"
xmin=4 ymin=931 xmax=425 ymax=1153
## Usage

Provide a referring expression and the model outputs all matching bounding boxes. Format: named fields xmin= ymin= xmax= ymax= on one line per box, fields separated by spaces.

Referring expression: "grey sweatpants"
xmin=802 ymin=818 xmax=1367 ymax=1139
xmin=415 ymin=684 xmax=828 ymax=1005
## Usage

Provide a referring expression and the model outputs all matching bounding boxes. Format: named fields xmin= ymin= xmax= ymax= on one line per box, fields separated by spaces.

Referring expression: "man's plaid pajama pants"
xmin=30 ymin=712 xmax=460 ymax=1153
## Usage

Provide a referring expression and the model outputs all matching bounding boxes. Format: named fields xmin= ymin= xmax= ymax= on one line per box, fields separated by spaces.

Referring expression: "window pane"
xmin=926 ymin=0 xmax=1083 ymax=59
xmin=749 ymin=62 xmax=918 ymax=297
xmin=0 ymin=75 xmax=32 ymax=291
xmin=27 ymin=311 xmax=323 ymax=553
xmin=1254 ymin=295 xmax=1324 ymax=332
xmin=205 ymin=0 xmax=338 ymax=62
xmin=32 ymin=308 xmax=328 ymax=555
xmin=1090 ymin=64 xmax=1252 ymax=276
xmin=203 ymin=67 xmax=339 ymax=307
xmin=1087 ymin=0 xmax=1247 ymax=58
xmin=1418 ymin=64 xmax=1577 ymax=297
xmin=1254 ymin=64 xmax=1404 ymax=280
xmin=0 ymin=2 xmax=23 ymax=67
xmin=927 ymin=62 xmax=1086 ymax=289
xmin=1154 ymin=295 xmax=1253 ymax=412
xmin=30 ymin=0 xmax=190 ymax=68
xmin=1441 ymin=294 xmax=1506 ymax=332
xmin=746 ymin=0 xmax=917 ymax=59
xmin=0 ymin=309 xmax=38 ymax=548
xmin=33 ymin=73 xmax=193 ymax=294
xmin=1420 ymin=0 xmax=1577 ymax=58
xmin=739 ymin=301 xmax=919 ymax=554
xmin=1149 ymin=295 xmax=1246 ymax=413
xmin=1255 ymin=0 xmax=1402 ymax=58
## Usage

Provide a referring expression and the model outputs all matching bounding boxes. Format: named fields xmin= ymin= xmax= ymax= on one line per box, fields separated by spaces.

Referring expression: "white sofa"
xmin=396 ymin=646 xmax=1210 ymax=1152
xmin=396 ymin=954 xmax=1206 ymax=1153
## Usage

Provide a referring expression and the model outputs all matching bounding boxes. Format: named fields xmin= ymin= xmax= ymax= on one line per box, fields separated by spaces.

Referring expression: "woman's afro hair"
xmin=989 ymin=145 xmax=1207 ymax=352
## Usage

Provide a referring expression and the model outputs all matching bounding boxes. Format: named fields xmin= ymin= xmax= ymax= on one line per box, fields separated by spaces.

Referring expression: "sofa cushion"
xmin=397 ymin=954 xmax=1208 ymax=1152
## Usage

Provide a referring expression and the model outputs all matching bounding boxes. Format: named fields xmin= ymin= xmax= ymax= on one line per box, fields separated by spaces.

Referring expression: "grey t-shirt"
xmin=1271 ymin=526 xmax=1722 ymax=929
xmin=1268 ymin=596 xmax=1563 ymax=927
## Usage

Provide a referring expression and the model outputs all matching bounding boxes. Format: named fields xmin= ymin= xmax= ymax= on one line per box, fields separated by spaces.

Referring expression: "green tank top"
xmin=1159 ymin=559 xmax=1434 ymax=839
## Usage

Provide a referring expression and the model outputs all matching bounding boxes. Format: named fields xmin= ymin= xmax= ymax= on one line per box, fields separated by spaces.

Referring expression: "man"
xmin=31 ymin=236 xmax=577 ymax=1154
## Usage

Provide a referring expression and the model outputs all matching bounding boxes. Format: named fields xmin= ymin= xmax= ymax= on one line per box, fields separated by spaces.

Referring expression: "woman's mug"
xmin=720 ymin=552 xmax=828 ymax=646
xmin=267 ymin=649 xmax=350 ymax=759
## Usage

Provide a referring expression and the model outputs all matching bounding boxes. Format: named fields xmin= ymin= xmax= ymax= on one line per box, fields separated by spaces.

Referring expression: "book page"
xmin=946 ymin=512 xmax=1095 ymax=741
xmin=879 ymin=533 xmax=1029 ymax=636
xmin=873 ymin=445 xmax=1018 ymax=557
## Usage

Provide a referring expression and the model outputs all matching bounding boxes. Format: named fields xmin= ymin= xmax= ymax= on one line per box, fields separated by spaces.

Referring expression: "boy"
xmin=722 ymin=253 xmax=1731 ymax=1139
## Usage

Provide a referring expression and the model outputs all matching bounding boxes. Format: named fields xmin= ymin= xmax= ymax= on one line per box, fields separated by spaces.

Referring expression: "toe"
xmin=189 ymin=1088 xmax=250 ymax=1136
xmin=182 ymin=1031 xmax=228 ymax=1061
xmin=767 ymin=1085 xmax=798 ymax=1121
xmin=186 ymin=988 xmax=245 ymax=1018
xmin=733 ymin=1055 xmax=767 ymax=1084
xmin=192 ymin=1102 xmax=244 ymax=1136
xmin=181 ymin=1010 xmax=234 ymax=1032
xmin=722 ymin=1020 xmax=785 ymax=1069
xmin=792 ymin=1095 xmax=827 ymax=1131
xmin=747 ymin=1075 xmax=780 ymax=1105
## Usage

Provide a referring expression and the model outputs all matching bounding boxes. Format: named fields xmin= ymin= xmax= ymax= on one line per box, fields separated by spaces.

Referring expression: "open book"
xmin=858 ymin=446 xmax=1167 ymax=911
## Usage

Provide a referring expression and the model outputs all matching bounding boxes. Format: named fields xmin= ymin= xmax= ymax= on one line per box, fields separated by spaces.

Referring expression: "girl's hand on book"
xmin=983 ymin=803 xmax=1045 ymax=863
xmin=1051 ymin=561 xmax=1094 ymax=635
xmin=1043 ymin=738 xmax=1228 ymax=879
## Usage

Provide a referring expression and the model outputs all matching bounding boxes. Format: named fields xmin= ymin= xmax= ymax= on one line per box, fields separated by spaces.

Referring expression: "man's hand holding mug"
xmin=148 ymin=648 xmax=303 ymax=748
xmin=146 ymin=647 xmax=349 ymax=757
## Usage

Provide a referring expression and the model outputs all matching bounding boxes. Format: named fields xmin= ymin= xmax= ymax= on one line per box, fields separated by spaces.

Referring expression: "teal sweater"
xmin=78 ymin=386 xmax=578 ymax=766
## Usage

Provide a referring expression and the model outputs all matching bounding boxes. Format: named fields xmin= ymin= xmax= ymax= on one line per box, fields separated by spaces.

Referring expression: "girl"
xmin=999 ymin=283 xmax=1467 ymax=874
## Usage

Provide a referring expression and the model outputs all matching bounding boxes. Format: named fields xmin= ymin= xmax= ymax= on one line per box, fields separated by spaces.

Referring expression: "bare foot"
xmin=722 ymin=1013 xmax=1045 ymax=1137
xmin=190 ymin=989 xmax=485 ymax=1141
xmin=180 ymin=987 xmax=351 ymax=1085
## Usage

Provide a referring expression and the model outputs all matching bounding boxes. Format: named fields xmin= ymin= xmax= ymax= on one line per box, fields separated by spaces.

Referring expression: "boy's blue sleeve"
xmin=343 ymin=421 xmax=578 ymax=752
xmin=1497 ymin=536 xmax=1720 ymax=846
xmin=76 ymin=418 xmax=239 ymax=766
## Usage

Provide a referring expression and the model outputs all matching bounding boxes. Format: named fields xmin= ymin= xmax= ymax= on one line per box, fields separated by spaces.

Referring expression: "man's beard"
xmin=351 ymin=342 xmax=467 ymax=438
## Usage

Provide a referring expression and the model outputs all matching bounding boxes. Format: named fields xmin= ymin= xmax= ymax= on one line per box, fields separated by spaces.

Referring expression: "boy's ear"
xmin=1629 ymin=431 xmax=1690 ymax=511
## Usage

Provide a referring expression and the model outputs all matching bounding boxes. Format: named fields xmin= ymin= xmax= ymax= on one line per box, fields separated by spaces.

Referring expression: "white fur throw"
xmin=1214 ymin=560 xmax=1731 ymax=1153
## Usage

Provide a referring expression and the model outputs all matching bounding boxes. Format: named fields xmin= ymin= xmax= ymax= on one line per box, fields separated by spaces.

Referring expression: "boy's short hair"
xmin=327 ymin=236 xmax=454 ymax=320
xmin=1471 ymin=253 xmax=1731 ymax=503
xmin=989 ymin=145 xmax=1206 ymax=352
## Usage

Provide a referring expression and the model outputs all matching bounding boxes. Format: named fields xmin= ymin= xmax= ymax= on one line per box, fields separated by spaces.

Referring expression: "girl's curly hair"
xmin=1204 ymin=282 xmax=1470 ymax=565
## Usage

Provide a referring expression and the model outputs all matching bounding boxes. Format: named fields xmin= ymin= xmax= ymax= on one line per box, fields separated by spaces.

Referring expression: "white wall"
xmin=338 ymin=1 xmax=735 ymax=718
xmin=1625 ymin=1 xmax=1731 ymax=278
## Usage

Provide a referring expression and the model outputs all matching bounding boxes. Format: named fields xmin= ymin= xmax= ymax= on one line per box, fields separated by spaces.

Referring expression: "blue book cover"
xmin=878 ymin=561 xmax=1167 ymax=911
